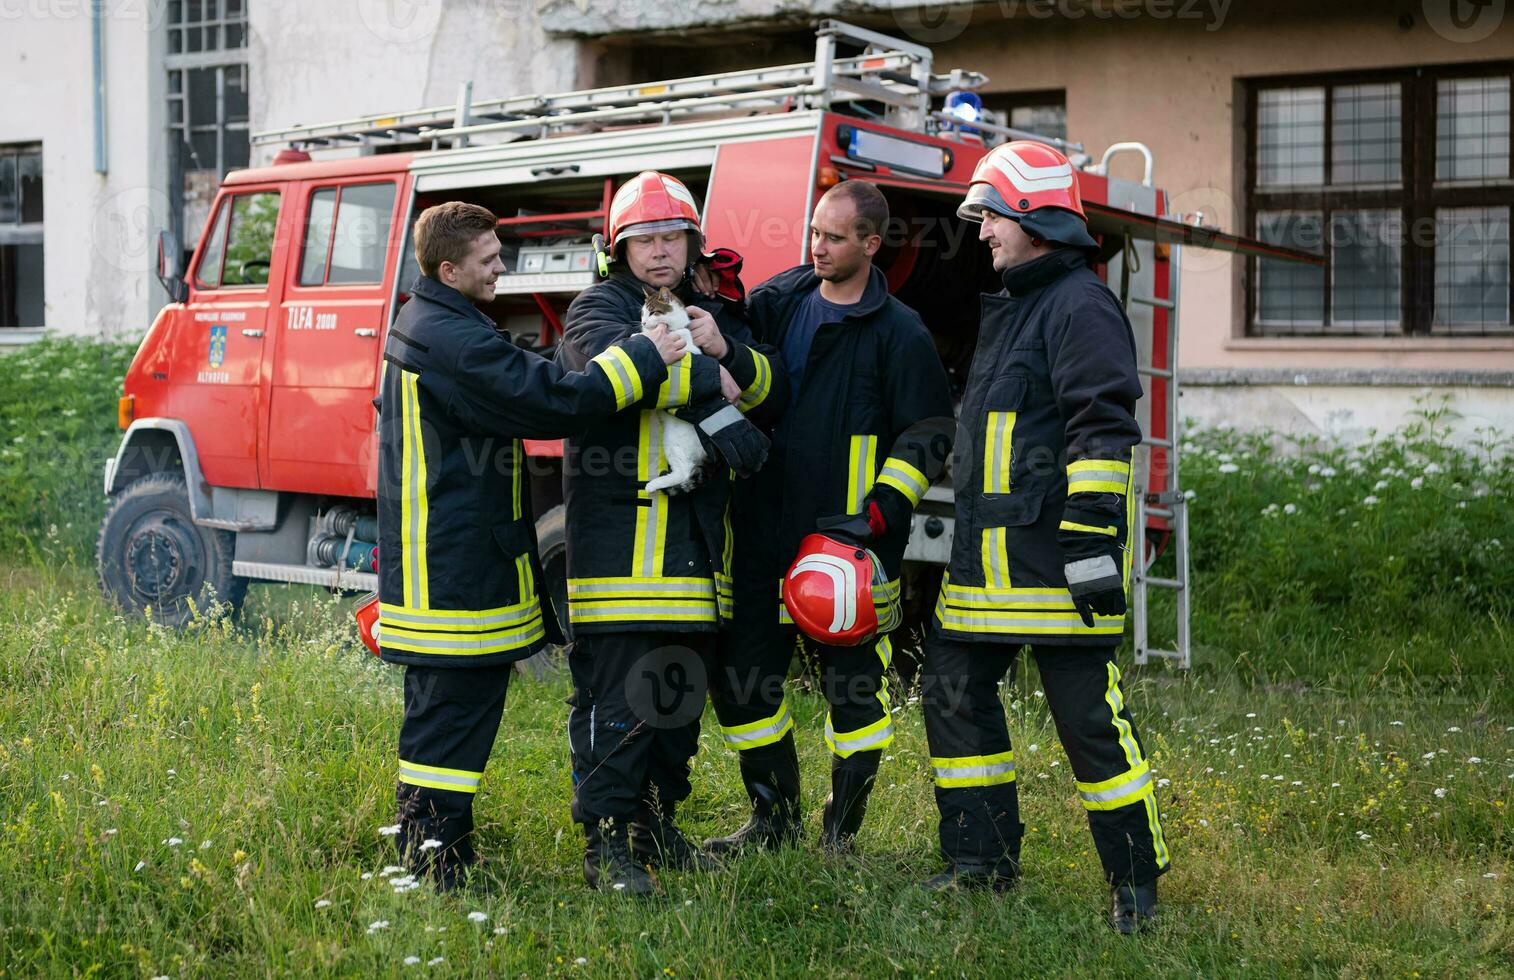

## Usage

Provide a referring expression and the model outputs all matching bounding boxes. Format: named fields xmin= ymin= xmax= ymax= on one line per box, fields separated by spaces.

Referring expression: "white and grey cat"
xmin=640 ymin=286 xmax=709 ymax=494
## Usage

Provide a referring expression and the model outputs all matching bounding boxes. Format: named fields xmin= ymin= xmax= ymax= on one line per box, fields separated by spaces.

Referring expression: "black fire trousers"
xmin=567 ymin=631 xmax=715 ymax=825
xmin=921 ymin=630 xmax=1171 ymax=886
xmin=394 ymin=663 xmax=513 ymax=878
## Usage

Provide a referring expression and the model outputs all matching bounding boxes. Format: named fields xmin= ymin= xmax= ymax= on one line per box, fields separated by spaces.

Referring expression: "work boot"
xmin=630 ymin=802 xmax=719 ymax=872
xmin=583 ymin=820 xmax=658 ymax=896
xmin=1109 ymin=880 xmax=1158 ymax=934
xmin=918 ymin=862 xmax=1019 ymax=894
xmin=818 ymin=755 xmax=879 ymax=854
xmin=704 ymin=781 xmax=802 ymax=856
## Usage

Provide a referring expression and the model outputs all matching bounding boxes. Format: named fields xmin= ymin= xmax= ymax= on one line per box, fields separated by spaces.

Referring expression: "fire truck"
xmin=98 ymin=21 xmax=1318 ymax=669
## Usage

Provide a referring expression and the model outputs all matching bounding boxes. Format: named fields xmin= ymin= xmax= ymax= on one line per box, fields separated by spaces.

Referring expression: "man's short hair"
xmin=820 ymin=181 xmax=890 ymax=240
xmin=414 ymin=202 xmax=499 ymax=277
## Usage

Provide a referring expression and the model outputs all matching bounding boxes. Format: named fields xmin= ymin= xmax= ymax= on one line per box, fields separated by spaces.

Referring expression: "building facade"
xmin=5 ymin=0 xmax=1511 ymax=441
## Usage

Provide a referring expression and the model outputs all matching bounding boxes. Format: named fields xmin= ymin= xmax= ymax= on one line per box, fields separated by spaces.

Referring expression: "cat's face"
xmin=642 ymin=286 xmax=682 ymax=316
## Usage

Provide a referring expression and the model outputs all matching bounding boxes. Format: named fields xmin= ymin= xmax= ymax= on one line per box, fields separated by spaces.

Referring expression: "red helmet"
xmin=782 ymin=533 xmax=901 ymax=647
xmin=958 ymin=141 xmax=1098 ymax=250
xmin=607 ymin=170 xmax=702 ymax=248
xmin=354 ymin=592 xmax=381 ymax=657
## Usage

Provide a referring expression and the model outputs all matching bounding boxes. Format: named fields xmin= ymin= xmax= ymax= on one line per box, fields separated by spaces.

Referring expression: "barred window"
xmin=1246 ymin=64 xmax=1513 ymax=337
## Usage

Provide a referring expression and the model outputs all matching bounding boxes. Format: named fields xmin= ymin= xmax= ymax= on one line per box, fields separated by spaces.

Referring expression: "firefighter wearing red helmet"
xmin=918 ymin=141 xmax=1170 ymax=933
xmin=555 ymin=171 xmax=788 ymax=895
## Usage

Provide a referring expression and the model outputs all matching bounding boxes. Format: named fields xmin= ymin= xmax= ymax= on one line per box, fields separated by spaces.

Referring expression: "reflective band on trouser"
xmin=981 ymin=527 xmax=1010 ymax=589
xmin=1066 ymin=458 xmax=1132 ymax=496
xmin=846 ymin=434 xmax=879 ymax=514
xmin=876 ymin=456 xmax=929 ymax=507
xmin=720 ymin=702 xmax=794 ymax=751
xmin=633 ymin=411 xmax=668 ymax=578
xmin=737 ymin=348 xmax=773 ymax=411
xmin=932 ymin=750 xmax=1016 ymax=789
xmin=567 ymin=577 xmax=718 ymax=625
xmin=400 ymin=371 xmax=430 ymax=610
xmin=1077 ymin=760 xmax=1153 ymax=810
xmin=983 ymin=410 xmax=1014 ymax=494
xmin=399 ymin=758 xmax=483 ymax=794
xmin=655 ymin=352 xmax=693 ymax=408
xmin=590 ymin=344 xmax=644 ymax=410
xmin=1101 ymin=661 xmax=1169 ymax=868
xmin=824 ymin=712 xmax=894 ymax=758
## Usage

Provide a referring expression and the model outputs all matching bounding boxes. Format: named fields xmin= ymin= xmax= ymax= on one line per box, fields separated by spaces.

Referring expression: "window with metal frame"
xmin=298 ymin=183 xmax=398 ymax=287
xmin=0 ymin=142 xmax=44 ymax=328
xmin=194 ymin=191 xmax=280 ymax=290
xmin=1245 ymin=64 xmax=1512 ymax=337
xmin=167 ymin=0 xmax=250 ymax=254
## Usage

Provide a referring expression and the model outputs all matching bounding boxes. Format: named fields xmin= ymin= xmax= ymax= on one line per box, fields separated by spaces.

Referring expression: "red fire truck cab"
xmin=98 ymin=22 xmax=1315 ymax=666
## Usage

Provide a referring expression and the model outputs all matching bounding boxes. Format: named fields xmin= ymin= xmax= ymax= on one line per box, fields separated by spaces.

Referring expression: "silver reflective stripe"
xmin=1079 ymin=768 xmax=1153 ymax=805
xmin=398 ymin=764 xmax=479 ymax=791
xmin=664 ymin=360 xmax=685 ymax=404
xmin=1070 ymin=467 xmax=1127 ymax=486
xmin=382 ymin=603 xmax=539 ymax=628
xmin=880 ymin=462 xmax=927 ymax=500
xmin=826 ymin=720 xmax=894 ymax=753
xmin=385 ymin=621 xmax=544 ymax=651
xmin=570 ymin=603 xmax=715 ymax=619
xmin=1065 ymin=555 xmax=1119 ymax=586
xmin=697 ymin=404 xmax=744 ymax=435
xmin=724 ymin=706 xmax=792 ymax=747
xmin=945 ymin=586 xmax=1074 ymax=606
xmin=986 ymin=412 xmax=1009 ymax=492
xmin=601 ymin=350 xmax=636 ymax=403
xmin=935 ymin=760 xmax=1016 ymax=782
xmin=569 ymin=581 xmax=714 ymax=596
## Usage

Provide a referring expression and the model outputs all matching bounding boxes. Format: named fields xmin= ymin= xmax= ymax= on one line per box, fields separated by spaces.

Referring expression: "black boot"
xmin=583 ymin=820 xmax=658 ymax=896
xmin=630 ymin=801 xmax=718 ymax=871
xmin=818 ymin=754 xmax=879 ymax=854
xmin=1109 ymin=880 xmax=1158 ymax=934
xmin=704 ymin=739 xmax=803 ymax=856
xmin=918 ymin=861 xmax=1020 ymax=894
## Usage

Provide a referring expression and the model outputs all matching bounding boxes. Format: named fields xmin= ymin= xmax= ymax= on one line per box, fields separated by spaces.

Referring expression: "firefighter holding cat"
xmin=918 ymin=141 xmax=1169 ymax=934
xmin=555 ymin=170 xmax=788 ymax=895
xmin=704 ymin=180 xmax=954 ymax=856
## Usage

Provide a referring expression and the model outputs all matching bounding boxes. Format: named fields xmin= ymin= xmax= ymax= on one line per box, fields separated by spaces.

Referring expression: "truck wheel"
xmin=96 ymin=472 xmax=247 ymax=627
xmin=516 ymin=504 xmax=570 ymax=679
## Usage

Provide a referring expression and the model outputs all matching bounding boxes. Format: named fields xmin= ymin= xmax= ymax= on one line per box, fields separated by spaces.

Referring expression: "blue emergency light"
xmin=944 ymin=91 xmax=983 ymax=135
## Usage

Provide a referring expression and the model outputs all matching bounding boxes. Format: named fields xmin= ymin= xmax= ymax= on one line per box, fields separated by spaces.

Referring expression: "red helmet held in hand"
xmin=355 ymin=592 xmax=381 ymax=657
xmin=782 ymin=533 xmax=901 ymax=647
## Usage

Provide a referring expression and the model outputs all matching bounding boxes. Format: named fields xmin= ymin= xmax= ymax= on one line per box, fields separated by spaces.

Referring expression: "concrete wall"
xmin=249 ymin=0 xmax=580 ymax=166
xmin=0 ymin=3 xmax=169 ymax=341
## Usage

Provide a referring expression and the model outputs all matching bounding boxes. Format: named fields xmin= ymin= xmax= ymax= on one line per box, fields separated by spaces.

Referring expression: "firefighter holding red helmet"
xmin=919 ymin=141 xmax=1171 ymax=933
xmin=555 ymin=171 xmax=787 ymax=895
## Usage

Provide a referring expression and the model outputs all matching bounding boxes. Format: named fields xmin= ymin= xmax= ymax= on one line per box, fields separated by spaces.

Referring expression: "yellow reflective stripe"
xmin=1124 ymin=465 xmax=1137 ymax=593
xmin=1146 ymin=793 xmax=1171 ymax=868
xmin=875 ymin=456 xmax=929 ymax=506
xmin=931 ymin=750 xmax=1016 ymax=788
xmin=846 ymin=435 xmax=879 ymax=514
xmin=1076 ymin=758 xmax=1154 ymax=810
xmin=981 ymin=527 xmax=1010 ymax=589
xmin=398 ymin=759 xmax=484 ymax=793
xmin=937 ymin=608 xmax=1124 ymax=634
xmin=983 ymin=410 xmax=1014 ymax=494
xmin=1059 ymin=520 xmax=1118 ymax=537
xmin=720 ymin=702 xmax=794 ymax=750
xmin=654 ymin=352 xmax=694 ymax=408
xmin=824 ymin=711 xmax=894 ymax=757
xmin=569 ymin=603 xmax=717 ymax=625
xmin=1067 ymin=458 xmax=1132 ymax=496
xmin=381 ymin=617 xmax=546 ymax=655
xmin=380 ymin=597 xmax=540 ymax=632
xmin=942 ymin=581 xmax=1075 ymax=608
xmin=511 ymin=439 xmax=523 ymax=521
xmin=400 ymin=371 xmax=431 ymax=610
xmin=736 ymin=347 xmax=772 ymax=412
xmin=632 ymin=411 xmax=668 ymax=578
xmin=590 ymin=344 xmax=643 ymax=409
xmin=1091 ymin=661 xmax=1167 ymax=873
xmin=567 ymin=576 xmax=718 ymax=624
xmin=567 ymin=577 xmax=714 ymax=599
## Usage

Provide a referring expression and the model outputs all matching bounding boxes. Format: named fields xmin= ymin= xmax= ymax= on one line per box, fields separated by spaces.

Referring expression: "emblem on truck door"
xmin=208 ymin=324 xmax=227 ymax=368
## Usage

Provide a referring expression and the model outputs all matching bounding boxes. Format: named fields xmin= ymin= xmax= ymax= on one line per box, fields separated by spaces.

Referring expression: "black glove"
xmin=815 ymin=512 xmax=876 ymax=548
xmin=679 ymin=397 xmax=769 ymax=478
xmin=1059 ymin=492 xmax=1128 ymax=628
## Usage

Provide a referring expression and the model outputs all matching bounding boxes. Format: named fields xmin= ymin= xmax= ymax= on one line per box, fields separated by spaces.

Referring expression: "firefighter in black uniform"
xmin=377 ymin=202 xmax=683 ymax=890
xmin=917 ymin=142 xmax=1170 ymax=933
xmin=555 ymin=171 xmax=786 ymax=895
xmin=703 ymin=181 xmax=954 ymax=855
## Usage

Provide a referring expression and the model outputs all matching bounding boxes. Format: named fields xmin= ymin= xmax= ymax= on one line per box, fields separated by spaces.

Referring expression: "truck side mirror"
xmin=157 ymin=229 xmax=188 ymax=303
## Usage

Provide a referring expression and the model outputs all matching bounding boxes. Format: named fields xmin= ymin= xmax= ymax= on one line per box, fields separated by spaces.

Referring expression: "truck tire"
xmin=96 ymin=472 xmax=247 ymax=627
xmin=516 ymin=504 xmax=571 ymax=679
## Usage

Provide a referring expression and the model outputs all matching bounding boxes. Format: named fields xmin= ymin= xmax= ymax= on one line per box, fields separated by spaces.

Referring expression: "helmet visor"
xmin=612 ymin=217 xmax=701 ymax=248
xmin=957 ymin=182 xmax=1015 ymax=223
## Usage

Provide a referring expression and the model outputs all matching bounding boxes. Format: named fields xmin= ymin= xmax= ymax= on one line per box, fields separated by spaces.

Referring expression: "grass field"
xmin=1 ymin=341 xmax=1511 ymax=976
xmin=0 ymin=561 xmax=1509 ymax=977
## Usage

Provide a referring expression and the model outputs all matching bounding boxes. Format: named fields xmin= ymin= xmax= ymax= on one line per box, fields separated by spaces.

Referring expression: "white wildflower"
xmin=576 ymin=957 xmax=589 ymax=965
xmin=1469 ymin=757 xmax=1482 ymax=764
xmin=1410 ymin=477 xmax=1424 ymax=490
xmin=404 ymin=956 xmax=421 ymax=966
xmin=1320 ymin=466 xmax=1337 ymax=478
xmin=468 ymin=911 xmax=489 ymax=923
xmin=1363 ymin=495 xmax=1379 ymax=506
xmin=134 ymin=860 xmax=146 ymax=872
xmin=1448 ymin=726 xmax=1462 ymax=733
xmin=163 ymin=837 xmax=183 ymax=847
xmin=419 ymin=839 xmax=443 ymax=851
xmin=1218 ymin=462 xmax=1239 ymax=474
xmin=1434 ymin=788 xmax=1448 ymax=798
xmin=378 ymin=824 xmax=402 ymax=836
xmin=428 ymin=958 xmax=445 ymax=966
xmin=314 ymin=899 xmax=332 ymax=908
xmin=367 ymin=920 xmax=390 ymax=933
xmin=1424 ymin=462 xmax=1443 ymax=475
xmin=1373 ymin=480 xmax=1389 ymax=491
